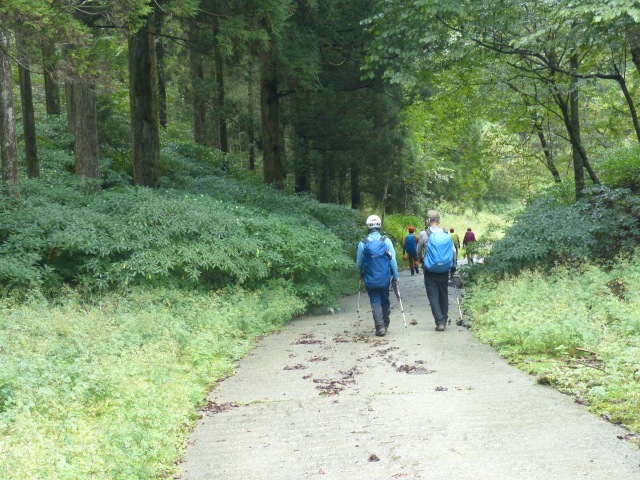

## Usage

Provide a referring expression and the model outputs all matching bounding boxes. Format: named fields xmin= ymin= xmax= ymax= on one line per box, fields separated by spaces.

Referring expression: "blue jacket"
xmin=356 ymin=231 xmax=399 ymax=281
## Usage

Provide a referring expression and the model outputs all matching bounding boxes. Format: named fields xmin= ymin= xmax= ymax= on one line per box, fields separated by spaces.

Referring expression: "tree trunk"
xmin=614 ymin=73 xmax=640 ymax=143
xmin=69 ymin=82 xmax=100 ymax=180
xmin=260 ymin=37 xmax=285 ymax=188
xmin=294 ymin=141 xmax=311 ymax=193
xmin=188 ymin=22 xmax=207 ymax=145
xmin=532 ymin=118 xmax=560 ymax=183
xmin=41 ymin=43 xmax=61 ymax=115
xmin=17 ymin=37 xmax=39 ymax=178
xmin=318 ymin=160 xmax=330 ymax=203
xmin=213 ymin=18 xmax=228 ymax=153
xmin=350 ymin=161 xmax=361 ymax=209
xmin=155 ymin=12 xmax=167 ymax=128
xmin=627 ymin=24 xmax=640 ymax=77
xmin=247 ymin=60 xmax=256 ymax=170
xmin=129 ymin=16 xmax=161 ymax=187
xmin=0 ymin=28 xmax=20 ymax=196
xmin=569 ymin=53 xmax=585 ymax=200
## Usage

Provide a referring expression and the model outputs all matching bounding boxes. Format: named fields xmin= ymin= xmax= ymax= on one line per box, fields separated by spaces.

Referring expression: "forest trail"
xmin=178 ymin=269 xmax=640 ymax=480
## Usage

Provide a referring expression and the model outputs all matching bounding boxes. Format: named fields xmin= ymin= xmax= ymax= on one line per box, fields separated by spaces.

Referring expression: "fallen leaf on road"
xmin=368 ymin=453 xmax=380 ymax=462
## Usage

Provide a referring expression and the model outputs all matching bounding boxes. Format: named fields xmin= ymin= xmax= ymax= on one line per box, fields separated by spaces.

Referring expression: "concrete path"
xmin=179 ymin=269 xmax=640 ymax=480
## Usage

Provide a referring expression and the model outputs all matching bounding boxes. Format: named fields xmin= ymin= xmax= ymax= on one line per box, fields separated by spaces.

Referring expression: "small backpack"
xmin=404 ymin=234 xmax=417 ymax=256
xmin=424 ymin=230 xmax=454 ymax=273
xmin=361 ymin=236 xmax=392 ymax=288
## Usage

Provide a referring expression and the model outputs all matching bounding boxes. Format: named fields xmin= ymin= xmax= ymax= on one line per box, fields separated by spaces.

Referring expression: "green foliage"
xmin=599 ymin=144 xmax=640 ymax=193
xmin=484 ymin=188 xmax=640 ymax=276
xmin=0 ymin=286 xmax=304 ymax=478
xmin=465 ymin=255 xmax=640 ymax=435
xmin=0 ymin=172 xmax=357 ymax=306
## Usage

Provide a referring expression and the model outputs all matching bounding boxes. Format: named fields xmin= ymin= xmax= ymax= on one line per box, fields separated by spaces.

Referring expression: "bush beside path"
xmin=179 ymin=270 xmax=640 ymax=479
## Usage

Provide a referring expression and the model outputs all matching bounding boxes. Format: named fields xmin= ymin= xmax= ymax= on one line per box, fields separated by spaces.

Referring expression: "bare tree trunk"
xmin=129 ymin=16 xmax=161 ymax=187
xmin=69 ymin=82 xmax=100 ymax=180
xmin=614 ymin=72 xmax=640 ymax=143
xmin=532 ymin=117 xmax=560 ymax=183
xmin=247 ymin=60 xmax=256 ymax=170
xmin=318 ymin=159 xmax=330 ymax=203
xmin=627 ymin=24 xmax=640 ymax=77
xmin=260 ymin=37 xmax=285 ymax=188
xmin=41 ymin=43 xmax=61 ymax=115
xmin=350 ymin=161 xmax=361 ymax=209
xmin=569 ymin=53 xmax=585 ymax=200
xmin=17 ymin=37 xmax=39 ymax=178
xmin=213 ymin=18 xmax=228 ymax=153
xmin=0 ymin=28 xmax=20 ymax=196
xmin=155 ymin=12 xmax=167 ymax=128
xmin=188 ymin=22 xmax=207 ymax=145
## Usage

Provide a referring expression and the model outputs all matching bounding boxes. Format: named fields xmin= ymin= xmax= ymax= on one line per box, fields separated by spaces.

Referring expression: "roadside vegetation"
xmin=0 ymin=131 xmax=359 ymax=478
xmin=464 ymin=185 xmax=640 ymax=445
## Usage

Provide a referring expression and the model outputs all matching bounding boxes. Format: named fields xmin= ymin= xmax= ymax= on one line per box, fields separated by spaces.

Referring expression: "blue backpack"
xmin=404 ymin=234 xmax=417 ymax=256
xmin=361 ymin=236 xmax=392 ymax=288
xmin=424 ymin=230 xmax=454 ymax=273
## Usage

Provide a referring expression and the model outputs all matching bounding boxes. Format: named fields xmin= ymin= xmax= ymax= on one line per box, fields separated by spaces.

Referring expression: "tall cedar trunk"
xmin=318 ymin=160 xmax=330 ymax=203
xmin=65 ymin=81 xmax=75 ymax=135
xmin=17 ymin=37 xmax=39 ymax=178
xmin=247 ymin=60 xmax=256 ymax=170
xmin=213 ymin=18 xmax=228 ymax=153
xmin=532 ymin=118 xmax=560 ymax=183
xmin=155 ymin=12 xmax=167 ymax=128
xmin=294 ymin=141 xmax=311 ymax=193
xmin=41 ymin=43 xmax=61 ymax=115
xmin=350 ymin=161 xmax=361 ymax=209
xmin=569 ymin=54 xmax=585 ymax=200
xmin=129 ymin=16 xmax=161 ymax=187
xmin=0 ymin=28 xmax=19 ymax=196
xmin=70 ymin=82 xmax=100 ymax=180
xmin=188 ymin=22 xmax=207 ymax=145
xmin=260 ymin=38 xmax=285 ymax=188
xmin=627 ymin=24 xmax=640 ymax=77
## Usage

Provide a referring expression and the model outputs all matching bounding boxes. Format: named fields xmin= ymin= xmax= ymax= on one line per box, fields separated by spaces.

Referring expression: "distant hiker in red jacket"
xmin=463 ymin=227 xmax=477 ymax=264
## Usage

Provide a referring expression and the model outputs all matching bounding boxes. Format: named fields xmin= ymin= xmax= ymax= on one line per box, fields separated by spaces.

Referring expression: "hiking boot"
xmin=375 ymin=327 xmax=387 ymax=337
xmin=415 ymin=267 xmax=420 ymax=274
xmin=435 ymin=324 xmax=445 ymax=332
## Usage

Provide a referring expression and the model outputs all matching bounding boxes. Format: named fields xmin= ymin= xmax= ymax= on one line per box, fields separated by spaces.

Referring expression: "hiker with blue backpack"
xmin=417 ymin=210 xmax=456 ymax=331
xmin=356 ymin=215 xmax=400 ymax=337
xmin=402 ymin=226 xmax=420 ymax=275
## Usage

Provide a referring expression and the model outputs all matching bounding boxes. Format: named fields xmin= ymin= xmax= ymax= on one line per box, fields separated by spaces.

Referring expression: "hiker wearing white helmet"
xmin=356 ymin=215 xmax=399 ymax=337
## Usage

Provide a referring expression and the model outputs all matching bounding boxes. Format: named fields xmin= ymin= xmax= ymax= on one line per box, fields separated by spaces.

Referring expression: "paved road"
xmin=179 ymin=269 xmax=640 ymax=480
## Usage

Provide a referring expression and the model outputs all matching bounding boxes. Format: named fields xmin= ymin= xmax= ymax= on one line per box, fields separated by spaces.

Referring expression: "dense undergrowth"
xmin=0 ymin=130 xmax=361 ymax=478
xmin=464 ymin=185 xmax=640 ymax=444
xmin=0 ymin=286 xmax=304 ymax=478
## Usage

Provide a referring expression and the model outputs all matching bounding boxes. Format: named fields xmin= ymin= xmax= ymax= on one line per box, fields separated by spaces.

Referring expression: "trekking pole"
xmin=453 ymin=281 xmax=464 ymax=326
xmin=357 ymin=278 xmax=362 ymax=318
xmin=391 ymin=281 xmax=408 ymax=331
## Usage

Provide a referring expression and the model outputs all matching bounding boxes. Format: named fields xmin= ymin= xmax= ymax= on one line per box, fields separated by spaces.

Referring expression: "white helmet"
xmin=366 ymin=214 xmax=382 ymax=229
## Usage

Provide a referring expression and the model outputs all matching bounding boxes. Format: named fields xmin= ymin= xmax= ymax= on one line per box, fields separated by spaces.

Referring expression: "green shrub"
xmin=465 ymin=254 xmax=640 ymax=434
xmin=483 ymin=187 xmax=640 ymax=276
xmin=599 ymin=144 xmax=640 ymax=193
xmin=0 ymin=174 xmax=358 ymax=307
xmin=0 ymin=286 xmax=304 ymax=479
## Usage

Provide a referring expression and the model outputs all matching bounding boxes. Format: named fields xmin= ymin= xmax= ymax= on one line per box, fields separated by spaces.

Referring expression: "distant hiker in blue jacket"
xmin=403 ymin=226 xmax=420 ymax=275
xmin=417 ymin=210 xmax=455 ymax=331
xmin=356 ymin=214 xmax=399 ymax=337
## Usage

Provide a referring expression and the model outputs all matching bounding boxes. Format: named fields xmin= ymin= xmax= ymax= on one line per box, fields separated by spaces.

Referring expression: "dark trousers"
xmin=424 ymin=270 xmax=449 ymax=326
xmin=366 ymin=285 xmax=391 ymax=328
